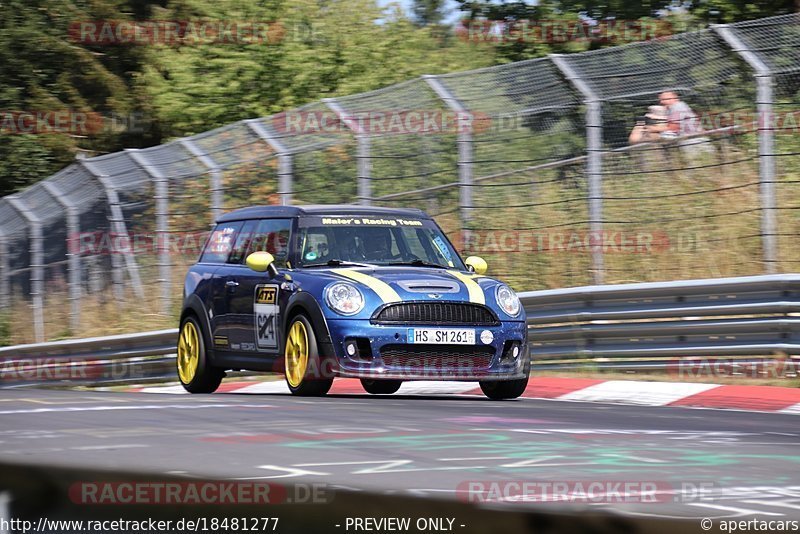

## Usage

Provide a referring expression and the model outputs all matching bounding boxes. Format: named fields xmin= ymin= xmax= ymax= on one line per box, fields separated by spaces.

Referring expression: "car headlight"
xmin=325 ymin=283 xmax=365 ymax=316
xmin=495 ymin=284 xmax=521 ymax=317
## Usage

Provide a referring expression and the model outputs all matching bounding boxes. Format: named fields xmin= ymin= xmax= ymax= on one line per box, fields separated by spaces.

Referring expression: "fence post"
xmin=423 ymin=74 xmax=474 ymax=236
xmin=245 ymin=119 xmax=293 ymax=206
xmin=125 ymin=150 xmax=171 ymax=315
xmin=323 ymin=99 xmax=371 ymax=205
xmin=0 ymin=229 xmax=8 ymax=310
xmin=551 ymin=54 xmax=605 ymax=284
xmin=180 ymin=139 xmax=224 ymax=222
xmin=41 ymin=181 xmax=81 ymax=332
xmin=713 ymin=24 xmax=778 ymax=274
xmin=80 ymin=160 xmax=145 ymax=300
xmin=6 ymin=196 xmax=45 ymax=342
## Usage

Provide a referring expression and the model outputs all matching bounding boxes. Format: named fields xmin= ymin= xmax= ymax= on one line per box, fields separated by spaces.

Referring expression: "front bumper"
xmin=325 ymin=319 xmax=529 ymax=381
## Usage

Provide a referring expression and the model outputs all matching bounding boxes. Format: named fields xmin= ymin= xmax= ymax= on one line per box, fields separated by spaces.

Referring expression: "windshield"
xmin=296 ymin=216 xmax=465 ymax=270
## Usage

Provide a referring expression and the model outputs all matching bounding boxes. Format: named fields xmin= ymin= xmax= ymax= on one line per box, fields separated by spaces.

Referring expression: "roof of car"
xmin=216 ymin=204 xmax=431 ymax=223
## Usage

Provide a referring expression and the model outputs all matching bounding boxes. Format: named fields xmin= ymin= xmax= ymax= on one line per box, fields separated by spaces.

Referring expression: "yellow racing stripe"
xmin=337 ymin=269 xmax=402 ymax=304
xmin=448 ymin=271 xmax=485 ymax=305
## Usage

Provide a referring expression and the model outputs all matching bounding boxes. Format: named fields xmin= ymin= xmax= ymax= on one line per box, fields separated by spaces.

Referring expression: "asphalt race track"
xmin=1 ymin=387 xmax=799 ymax=521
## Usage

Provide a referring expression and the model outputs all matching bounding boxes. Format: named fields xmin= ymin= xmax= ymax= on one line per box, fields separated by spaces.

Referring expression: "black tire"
xmin=178 ymin=315 xmax=224 ymax=394
xmin=361 ymin=379 xmax=402 ymax=395
xmin=479 ymin=360 xmax=530 ymax=400
xmin=285 ymin=314 xmax=334 ymax=396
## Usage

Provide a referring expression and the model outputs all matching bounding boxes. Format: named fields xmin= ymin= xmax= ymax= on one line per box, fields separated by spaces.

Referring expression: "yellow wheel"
xmin=177 ymin=315 xmax=224 ymax=393
xmin=284 ymin=315 xmax=333 ymax=396
xmin=177 ymin=320 xmax=200 ymax=384
xmin=285 ymin=320 xmax=309 ymax=388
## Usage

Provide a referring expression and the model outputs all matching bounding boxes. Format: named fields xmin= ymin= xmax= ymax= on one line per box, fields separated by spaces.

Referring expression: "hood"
xmin=301 ymin=266 xmax=503 ymax=311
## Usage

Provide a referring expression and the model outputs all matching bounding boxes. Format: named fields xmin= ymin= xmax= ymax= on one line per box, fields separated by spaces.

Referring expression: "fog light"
xmin=500 ymin=341 xmax=521 ymax=363
xmin=346 ymin=342 xmax=357 ymax=356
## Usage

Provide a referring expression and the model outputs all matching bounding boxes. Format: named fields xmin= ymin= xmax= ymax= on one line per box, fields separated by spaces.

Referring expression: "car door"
xmin=223 ymin=218 xmax=293 ymax=356
xmin=212 ymin=220 xmax=260 ymax=352
xmin=202 ymin=221 xmax=244 ymax=346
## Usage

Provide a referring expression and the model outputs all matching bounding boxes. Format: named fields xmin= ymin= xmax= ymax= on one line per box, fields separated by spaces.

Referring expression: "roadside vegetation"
xmin=2 ymin=0 xmax=793 ymax=196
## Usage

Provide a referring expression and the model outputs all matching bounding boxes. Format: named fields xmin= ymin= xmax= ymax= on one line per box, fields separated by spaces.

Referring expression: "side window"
xmin=199 ymin=222 xmax=243 ymax=264
xmin=228 ymin=220 xmax=259 ymax=265
xmin=245 ymin=219 xmax=292 ymax=268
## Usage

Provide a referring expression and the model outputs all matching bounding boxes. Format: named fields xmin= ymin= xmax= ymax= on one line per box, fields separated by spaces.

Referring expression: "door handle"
xmin=225 ymin=280 xmax=240 ymax=288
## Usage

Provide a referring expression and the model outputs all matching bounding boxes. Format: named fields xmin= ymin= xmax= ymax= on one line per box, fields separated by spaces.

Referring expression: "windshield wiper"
xmin=386 ymin=259 xmax=449 ymax=269
xmin=303 ymin=259 xmax=374 ymax=268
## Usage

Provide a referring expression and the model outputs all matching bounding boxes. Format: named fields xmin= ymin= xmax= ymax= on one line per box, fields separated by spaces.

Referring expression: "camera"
xmin=635 ymin=115 xmax=662 ymax=126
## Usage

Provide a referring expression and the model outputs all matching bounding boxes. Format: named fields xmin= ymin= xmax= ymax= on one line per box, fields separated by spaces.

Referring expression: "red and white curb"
xmin=131 ymin=377 xmax=800 ymax=414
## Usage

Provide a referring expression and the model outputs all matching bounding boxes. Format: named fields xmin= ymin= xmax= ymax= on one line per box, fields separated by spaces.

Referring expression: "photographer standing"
xmin=659 ymin=91 xmax=701 ymax=136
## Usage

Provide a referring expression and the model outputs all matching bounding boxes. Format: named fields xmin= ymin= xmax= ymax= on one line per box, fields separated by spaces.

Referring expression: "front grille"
xmin=372 ymin=302 xmax=498 ymax=326
xmin=381 ymin=344 xmax=495 ymax=372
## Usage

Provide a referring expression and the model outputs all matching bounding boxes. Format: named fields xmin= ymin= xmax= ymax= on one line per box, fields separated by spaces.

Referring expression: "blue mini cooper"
xmin=178 ymin=205 xmax=529 ymax=399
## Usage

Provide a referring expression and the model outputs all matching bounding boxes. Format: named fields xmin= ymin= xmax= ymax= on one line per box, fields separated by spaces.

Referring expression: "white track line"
xmin=778 ymin=402 xmax=800 ymax=415
xmin=558 ymin=380 xmax=721 ymax=406
xmin=397 ymin=382 xmax=478 ymax=395
xmin=139 ymin=385 xmax=187 ymax=394
xmin=232 ymin=381 xmax=291 ymax=394
xmin=0 ymin=403 xmax=274 ymax=415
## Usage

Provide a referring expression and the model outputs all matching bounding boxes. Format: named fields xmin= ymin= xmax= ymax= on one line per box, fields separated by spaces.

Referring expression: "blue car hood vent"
xmin=396 ymin=279 xmax=461 ymax=293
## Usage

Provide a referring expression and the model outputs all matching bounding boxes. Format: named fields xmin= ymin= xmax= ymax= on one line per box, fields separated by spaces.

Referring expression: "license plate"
xmin=407 ymin=328 xmax=475 ymax=345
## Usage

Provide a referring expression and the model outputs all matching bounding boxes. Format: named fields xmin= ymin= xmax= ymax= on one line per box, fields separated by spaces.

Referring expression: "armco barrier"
xmin=522 ymin=273 xmax=800 ymax=370
xmin=1 ymin=274 xmax=799 ymax=385
xmin=0 ymin=329 xmax=177 ymax=386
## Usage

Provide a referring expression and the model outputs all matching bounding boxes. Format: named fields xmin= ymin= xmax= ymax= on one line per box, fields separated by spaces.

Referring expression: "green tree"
xmin=0 ymin=0 xmax=160 ymax=196
xmin=456 ymin=0 xmax=794 ymax=21
xmin=689 ymin=0 xmax=795 ymax=22
xmin=452 ymin=0 xmax=796 ymax=63
xmin=137 ymin=0 xmax=494 ymax=136
xmin=413 ymin=0 xmax=447 ymax=25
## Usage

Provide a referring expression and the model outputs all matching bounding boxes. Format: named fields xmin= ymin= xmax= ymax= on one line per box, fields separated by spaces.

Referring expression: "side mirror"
xmin=465 ymin=256 xmax=488 ymax=275
xmin=246 ymin=251 xmax=278 ymax=277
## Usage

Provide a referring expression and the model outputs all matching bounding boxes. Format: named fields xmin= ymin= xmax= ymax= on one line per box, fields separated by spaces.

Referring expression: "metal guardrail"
xmin=1 ymin=274 xmax=799 ymax=385
xmin=520 ymin=273 xmax=800 ymax=372
xmin=0 ymin=329 xmax=177 ymax=386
